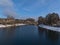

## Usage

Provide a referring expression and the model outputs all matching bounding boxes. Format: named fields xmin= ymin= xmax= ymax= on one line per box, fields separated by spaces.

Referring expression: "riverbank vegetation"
xmin=38 ymin=13 xmax=60 ymax=27
xmin=0 ymin=16 xmax=37 ymax=25
xmin=0 ymin=12 xmax=60 ymax=26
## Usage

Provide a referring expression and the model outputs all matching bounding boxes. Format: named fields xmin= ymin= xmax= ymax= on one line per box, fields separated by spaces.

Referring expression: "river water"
xmin=0 ymin=25 xmax=60 ymax=45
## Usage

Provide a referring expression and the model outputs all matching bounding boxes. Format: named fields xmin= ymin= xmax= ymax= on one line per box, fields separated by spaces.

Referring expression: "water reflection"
xmin=47 ymin=30 xmax=59 ymax=45
xmin=38 ymin=27 xmax=60 ymax=45
xmin=0 ymin=25 xmax=60 ymax=45
xmin=38 ymin=27 xmax=59 ymax=40
xmin=47 ymin=30 xmax=59 ymax=41
xmin=0 ymin=27 xmax=16 ymax=45
xmin=6 ymin=27 xmax=16 ymax=39
xmin=38 ymin=27 xmax=45 ymax=32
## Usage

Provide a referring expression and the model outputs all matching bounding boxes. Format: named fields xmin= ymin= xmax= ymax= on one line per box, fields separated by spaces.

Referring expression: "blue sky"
xmin=0 ymin=0 xmax=60 ymax=19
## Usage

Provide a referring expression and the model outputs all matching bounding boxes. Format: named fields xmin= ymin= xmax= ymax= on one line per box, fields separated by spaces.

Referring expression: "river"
xmin=0 ymin=25 xmax=60 ymax=45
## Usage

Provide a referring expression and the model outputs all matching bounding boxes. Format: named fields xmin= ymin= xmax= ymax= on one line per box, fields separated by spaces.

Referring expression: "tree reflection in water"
xmin=47 ymin=30 xmax=59 ymax=41
xmin=6 ymin=27 xmax=16 ymax=39
xmin=38 ymin=27 xmax=60 ymax=45
xmin=2 ymin=27 xmax=16 ymax=45
xmin=46 ymin=30 xmax=59 ymax=45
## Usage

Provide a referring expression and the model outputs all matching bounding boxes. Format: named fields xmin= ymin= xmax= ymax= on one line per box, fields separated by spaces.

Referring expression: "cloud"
xmin=0 ymin=0 xmax=13 ymax=7
xmin=3 ymin=8 xmax=17 ymax=17
xmin=0 ymin=0 xmax=17 ymax=18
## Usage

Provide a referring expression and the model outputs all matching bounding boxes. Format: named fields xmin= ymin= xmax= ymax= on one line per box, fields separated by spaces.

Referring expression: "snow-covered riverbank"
xmin=39 ymin=24 xmax=60 ymax=32
xmin=0 ymin=24 xmax=26 ymax=28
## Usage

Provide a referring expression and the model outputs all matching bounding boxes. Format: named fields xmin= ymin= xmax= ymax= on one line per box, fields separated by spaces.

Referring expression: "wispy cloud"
xmin=0 ymin=0 xmax=17 ymax=18
xmin=0 ymin=0 xmax=13 ymax=7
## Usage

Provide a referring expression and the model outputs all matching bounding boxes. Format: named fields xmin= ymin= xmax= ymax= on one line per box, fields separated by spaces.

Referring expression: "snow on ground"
xmin=39 ymin=24 xmax=60 ymax=32
xmin=0 ymin=24 xmax=26 ymax=28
